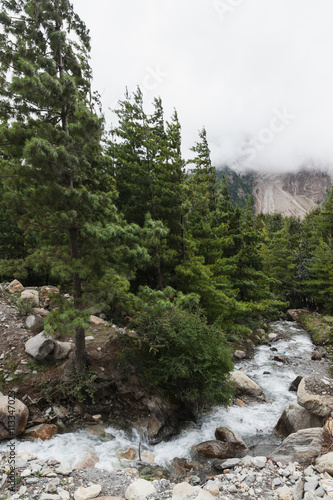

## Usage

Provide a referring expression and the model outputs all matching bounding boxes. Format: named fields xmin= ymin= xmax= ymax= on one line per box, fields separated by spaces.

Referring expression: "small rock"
xmin=55 ymin=462 xmax=72 ymax=475
xmin=233 ymin=350 xmax=246 ymax=359
xmin=74 ymin=485 xmax=102 ymax=500
xmin=26 ymin=315 xmax=36 ymax=329
xmin=90 ymin=315 xmax=107 ymax=325
xmin=7 ymin=279 xmax=24 ymax=293
xmin=125 ymin=479 xmax=156 ymax=500
xmin=275 ymin=485 xmax=293 ymax=499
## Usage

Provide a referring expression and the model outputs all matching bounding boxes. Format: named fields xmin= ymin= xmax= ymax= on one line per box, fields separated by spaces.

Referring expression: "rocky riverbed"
xmin=3 ymin=449 xmax=333 ymax=499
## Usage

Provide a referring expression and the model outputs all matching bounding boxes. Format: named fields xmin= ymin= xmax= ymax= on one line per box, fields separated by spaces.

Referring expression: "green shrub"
xmin=121 ymin=305 xmax=234 ymax=409
xmin=15 ymin=297 xmax=35 ymax=316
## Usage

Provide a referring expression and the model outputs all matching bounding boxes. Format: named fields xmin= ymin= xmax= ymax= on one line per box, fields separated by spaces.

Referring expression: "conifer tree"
xmin=0 ymin=0 xmax=147 ymax=369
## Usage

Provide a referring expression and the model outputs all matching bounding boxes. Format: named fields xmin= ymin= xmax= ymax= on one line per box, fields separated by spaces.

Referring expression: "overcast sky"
xmin=71 ymin=0 xmax=333 ymax=172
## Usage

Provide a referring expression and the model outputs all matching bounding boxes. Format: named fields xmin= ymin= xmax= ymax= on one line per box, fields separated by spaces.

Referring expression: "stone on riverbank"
xmin=0 ymin=394 xmax=29 ymax=439
xmin=270 ymin=427 xmax=323 ymax=463
xmin=74 ymin=484 xmax=101 ymax=500
xmin=276 ymin=401 xmax=323 ymax=437
xmin=230 ymin=371 xmax=266 ymax=401
xmin=23 ymin=423 xmax=58 ymax=441
xmin=297 ymin=376 xmax=333 ymax=417
xmin=214 ymin=426 xmax=247 ymax=452
xmin=192 ymin=440 xmax=235 ymax=459
xmin=125 ymin=479 xmax=156 ymax=500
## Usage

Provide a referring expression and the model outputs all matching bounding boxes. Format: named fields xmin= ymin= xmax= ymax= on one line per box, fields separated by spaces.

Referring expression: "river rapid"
xmin=1 ymin=320 xmax=330 ymax=471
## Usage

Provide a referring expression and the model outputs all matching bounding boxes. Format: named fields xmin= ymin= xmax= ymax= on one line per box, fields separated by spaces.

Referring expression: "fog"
xmin=72 ymin=0 xmax=333 ymax=172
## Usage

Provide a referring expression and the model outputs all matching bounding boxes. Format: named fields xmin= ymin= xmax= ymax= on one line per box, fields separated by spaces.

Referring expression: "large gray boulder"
xmin=25 ymin=332 xmax=55 ymax=360
xmin=53 ymin=340 xmax=73 ymax=360
xmin=276 ymin=401 xmax=323 ymax=437
xmin=297 ymin=376 xmax=333 ymax=417
xmin=230 ymin=371 xmax=266 ymax=401
xmin=0 ymin=395 xmax=29 ymax=440
xmin=270 ymin=428 xmax=323 ymax=463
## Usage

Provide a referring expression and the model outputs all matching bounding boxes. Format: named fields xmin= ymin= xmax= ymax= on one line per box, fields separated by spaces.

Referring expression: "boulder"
xmin=74 ymin=484 xmax=101 ymax=500
xmin=21 ymin=289 xmax=39 ymax=306
xmin=192 ymin=440 xmax=235 ymax=459
xmin=316 ymin=452 xmax=333 ymax=475
xmin=276 ymin=401 xmax=323 ymax=437
xmin=134 ymin=415 xmax=163 ymax=444
xmin=270 ymin=427 xmax=323 ymax=463
xmin=25 ymin=332 xmax=55 ymax=361
xmin=39 ymin=285 xmax=59 ymax=308
xmin=121 ymin=448 xmax=137 ymax=460
xmin=297 ymin=376 xmax=333 ymax=417
xmin=125 ymin=479 xmax=156 ymax=500
xmin=268 ymin=333 xmax=278 ymax=342
xmin=287 ymin=309 xmax=308 ymax=321
xmin=23 ymin=423 xmax=58 ymax=441
xmin=289 ymin=376 xmax=303 ymax=392
xmin=7 ymin=279 xmax=23 ymax=294
xmin=214 ymin=426 xmax=247 ymax=452
xmin=233 ymin=350 xmax=246 ymax=360
xmin=230 ymin=371 xmax=266 ymax=401
xmin=0 ymin=395 xmax=29 ymax=439
xmin=53 ymin=341 xmax=73 ymax=360
xmin=90 ymin=315 xmax=107 ymax=326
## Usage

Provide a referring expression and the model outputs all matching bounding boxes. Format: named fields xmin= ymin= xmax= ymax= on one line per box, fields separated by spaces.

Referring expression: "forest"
xmin=0 ymin=0 xmax=332 ymax=409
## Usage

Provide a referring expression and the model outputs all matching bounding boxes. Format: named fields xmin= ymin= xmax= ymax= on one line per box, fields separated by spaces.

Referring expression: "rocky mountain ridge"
xmin=218 ymin=166 xmax=333 ymax=218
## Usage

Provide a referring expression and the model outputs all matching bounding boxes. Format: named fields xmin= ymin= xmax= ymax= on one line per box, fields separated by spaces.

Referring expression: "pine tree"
xmin=0 ymin=0 xmax=147 ymax=368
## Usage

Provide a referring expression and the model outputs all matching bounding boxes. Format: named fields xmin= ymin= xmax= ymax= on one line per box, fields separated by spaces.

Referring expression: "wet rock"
xmin=74 ymin=484 xmax=102 ymax=500
xmin=7 ymin=279 xmax=24 ymax=293
xmin=312 ymin=347 xmax=327 ymax=360
xmin=121 ymin=449 xmax=137 ymax=460
xmin=74 ymin=450 xmax=99 ymax=469
xmin=125 ymin=478 xmax=156 ymax=500
xmin=214 ymin=426 xmax=247 ymax=452
xmin=23 ymin=423 xmax=58 ymax=441
xmin=25 ymin=331 xmax=55 ymax=360
xmin=192 ymin=440 xmax=235 ymax=459
xmin=297 ymin=376 xmax=333 ymax=417
xmin=21 ymin=289 xmax=39 ymax=306
xmin=276 ymin=401 xmax=323 ymax=437
xmin=268 ymin=333 xmax=278 ymax=342
xmin=289 ymin=376 xmax=303 ymax=392
xmin=0 ymin=395 xmax=29 ymax=439
xmin=230 ymin=371 xmax=266 ymax=401
xmin=270 ymin=428 xmax=323 ymax=463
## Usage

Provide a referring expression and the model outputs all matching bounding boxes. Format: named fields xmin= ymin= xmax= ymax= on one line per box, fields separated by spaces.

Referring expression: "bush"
xmin=121 ymin=306 xmax=234 ymax=409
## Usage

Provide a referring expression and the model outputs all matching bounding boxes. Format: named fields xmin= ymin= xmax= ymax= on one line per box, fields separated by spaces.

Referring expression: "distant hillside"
xmin=217 ymin=166 xmax=332 ymax=218
xmin=217 ymin=166 xmax=255 ymax=208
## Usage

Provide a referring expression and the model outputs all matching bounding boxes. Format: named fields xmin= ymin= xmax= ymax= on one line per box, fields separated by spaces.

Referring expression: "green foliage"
xmin=121 ymin=298 xmax=234 ymax=408
xmin=15 ymin=297 xmax=35 ymax=316
xmin=60 ymin=366 xmax=97 ymax=403
xmin=44 ymin=296 xmax=89 ymax=339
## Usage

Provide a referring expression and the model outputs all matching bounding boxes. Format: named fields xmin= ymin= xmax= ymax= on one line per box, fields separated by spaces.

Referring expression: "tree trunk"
xmin=69 ymin=227 xmax=86 ymax=370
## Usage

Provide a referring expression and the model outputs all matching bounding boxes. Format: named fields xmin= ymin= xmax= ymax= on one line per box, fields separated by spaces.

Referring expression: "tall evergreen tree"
xmin=0 ymin=0 xmax=147 ymax=368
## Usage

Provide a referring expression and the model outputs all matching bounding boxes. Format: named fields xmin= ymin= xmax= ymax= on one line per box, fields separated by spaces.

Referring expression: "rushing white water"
xmin=0 ymin=321 xmax=322 ymax=470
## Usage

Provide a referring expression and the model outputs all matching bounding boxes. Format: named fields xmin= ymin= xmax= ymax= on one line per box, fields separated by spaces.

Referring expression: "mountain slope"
xmin=218 ymin=166 xmax=332 ymax=218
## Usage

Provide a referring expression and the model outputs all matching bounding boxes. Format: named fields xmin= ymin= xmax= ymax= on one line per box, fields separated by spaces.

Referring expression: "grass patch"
xmin=298 ymin=312 xmax=333 ymax=345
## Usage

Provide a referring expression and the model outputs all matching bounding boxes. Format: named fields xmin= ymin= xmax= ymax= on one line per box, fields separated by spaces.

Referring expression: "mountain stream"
xmin=1 ymin=320 xmax=330 ymax=471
